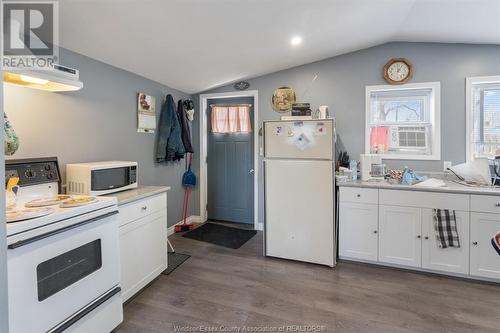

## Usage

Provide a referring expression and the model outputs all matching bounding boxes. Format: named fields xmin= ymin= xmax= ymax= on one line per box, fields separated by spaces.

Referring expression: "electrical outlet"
xmin=443 ymin=161 xmax=452 ymax=171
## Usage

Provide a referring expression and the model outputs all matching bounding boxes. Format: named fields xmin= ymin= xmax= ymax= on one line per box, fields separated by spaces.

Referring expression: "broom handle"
xmin=183 ymin=188 xmax=190 ymax=225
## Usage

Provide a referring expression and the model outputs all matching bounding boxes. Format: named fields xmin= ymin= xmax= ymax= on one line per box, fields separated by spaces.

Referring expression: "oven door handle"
xmin=49 ymin=286 xmax=121 ymax=333
xmin=7 ymin=210 xmax=119 ymax=250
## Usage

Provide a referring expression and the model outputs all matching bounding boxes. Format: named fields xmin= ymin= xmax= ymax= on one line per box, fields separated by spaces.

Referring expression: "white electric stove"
xmin=5 ymin=157 xmax=123 ymax=333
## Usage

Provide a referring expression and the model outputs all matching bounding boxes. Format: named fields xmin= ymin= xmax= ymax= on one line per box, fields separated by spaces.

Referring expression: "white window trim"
xmin=465 ymin=75 xmax=500 ymax=162
xmin=365 ymin=81 xmax=441 ymax=160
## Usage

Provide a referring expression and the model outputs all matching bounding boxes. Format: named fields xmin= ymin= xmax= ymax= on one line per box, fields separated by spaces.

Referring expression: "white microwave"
xmin=66 ymin=161 xmax=138 ymax=195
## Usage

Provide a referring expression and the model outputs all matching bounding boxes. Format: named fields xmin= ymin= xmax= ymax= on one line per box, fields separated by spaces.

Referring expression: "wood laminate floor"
xmin=115 ymin=223 xmax=500 ymax=333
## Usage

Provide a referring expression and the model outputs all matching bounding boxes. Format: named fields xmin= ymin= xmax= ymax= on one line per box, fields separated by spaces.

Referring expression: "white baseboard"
xmin=168 ymin=215 xmax=203 ymax=236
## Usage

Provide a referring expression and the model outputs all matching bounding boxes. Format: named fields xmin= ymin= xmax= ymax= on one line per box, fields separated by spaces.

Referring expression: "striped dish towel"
xmin=433 ymin=209 xmax=460 ymax=248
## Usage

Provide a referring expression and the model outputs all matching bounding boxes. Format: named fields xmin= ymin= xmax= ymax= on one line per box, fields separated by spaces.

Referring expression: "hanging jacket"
xmin=156 ymin=94 xmax=185 ymax=162
xmin=177 ymin=99 xmax=194 ymax=153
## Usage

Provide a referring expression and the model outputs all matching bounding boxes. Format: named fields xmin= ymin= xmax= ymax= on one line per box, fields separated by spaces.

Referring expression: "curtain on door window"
xmin=211 ymin=105 xmax=252 ymax=133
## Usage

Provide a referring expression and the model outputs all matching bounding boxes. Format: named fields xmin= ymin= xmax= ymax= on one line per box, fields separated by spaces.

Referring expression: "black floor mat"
xmin=182 ymin=222 xmax=257 ymax=249
xmin=161 ymin=252 xmax=190 ymax=275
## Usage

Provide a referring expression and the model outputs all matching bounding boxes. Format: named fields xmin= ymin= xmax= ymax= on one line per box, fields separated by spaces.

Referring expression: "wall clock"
xmin=272 ymin=86 xmax=296 ymax=112
xmin=383 ymin=58 xmax=413 ymax=85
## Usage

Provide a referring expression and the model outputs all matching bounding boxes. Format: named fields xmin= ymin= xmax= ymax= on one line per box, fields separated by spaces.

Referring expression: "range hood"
xmin=3 ymin=64 xmax=83 ymax=92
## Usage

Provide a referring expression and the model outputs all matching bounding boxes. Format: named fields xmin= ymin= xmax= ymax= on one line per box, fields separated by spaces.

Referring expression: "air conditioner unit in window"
xmin=388 ymin=126 xmax=428 ymax=151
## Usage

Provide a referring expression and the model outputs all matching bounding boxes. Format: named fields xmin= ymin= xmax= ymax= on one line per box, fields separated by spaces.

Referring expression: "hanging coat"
xmin=177 ymin=99 xmax=194 ymax=153
xmin=156 ymin=94 xmax=185 ymax=162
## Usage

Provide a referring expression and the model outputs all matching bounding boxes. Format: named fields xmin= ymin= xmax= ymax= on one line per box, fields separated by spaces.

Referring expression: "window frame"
xmin=466 ymin=75 xmax=500 ymax=162
xmin=365 ymin=81 xmax=441 ymax=160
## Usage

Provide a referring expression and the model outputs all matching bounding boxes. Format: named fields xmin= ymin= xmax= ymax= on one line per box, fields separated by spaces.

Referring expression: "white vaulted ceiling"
xmin=58 ymin=0 xmax=500 ymax=93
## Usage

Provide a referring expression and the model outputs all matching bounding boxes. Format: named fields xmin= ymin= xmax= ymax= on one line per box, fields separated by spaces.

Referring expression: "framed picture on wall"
xmin=137 ymin=93 xmax=156 ymax=133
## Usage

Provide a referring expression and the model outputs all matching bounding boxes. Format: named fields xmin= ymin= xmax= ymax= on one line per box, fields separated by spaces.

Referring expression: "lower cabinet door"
xmin=421 ymin=209 xmax=470 ymax=274
xmin=470 ymin=212 xmax=500 ymax=280
xmin=119 ymin=210 xmax=167 ymax=302
xmin=379 ymin=205 xmax=422 ymax=267
xmin=339 ymin=202 xmax=378 ymax=261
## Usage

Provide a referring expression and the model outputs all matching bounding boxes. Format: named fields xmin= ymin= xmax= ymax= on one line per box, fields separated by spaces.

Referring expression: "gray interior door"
xmin=207 ymin=97 xmax=254 ymax=224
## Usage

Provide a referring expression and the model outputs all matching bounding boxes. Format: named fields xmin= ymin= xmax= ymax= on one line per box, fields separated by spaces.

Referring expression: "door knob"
xmin=472 ymin=241 xmax=478 ymax=245
xmin=249 ymin=169 xmax=255 ymax=175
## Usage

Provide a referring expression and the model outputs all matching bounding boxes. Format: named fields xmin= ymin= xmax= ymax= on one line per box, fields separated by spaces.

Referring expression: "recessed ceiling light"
xmin=290 ymin=36 xmax=302 ymax=46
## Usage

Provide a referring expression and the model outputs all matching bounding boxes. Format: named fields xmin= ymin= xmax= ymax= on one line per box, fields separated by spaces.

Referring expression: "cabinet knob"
xmin=373 ymin=230 xmax=378 ymax=234
xmin=472 ymin=241 xmax=478 ymax=245
xmin=356 ymin=194 xmax=361 ymax=197
xmin=141 ymin=206 xmax=147 ymax=211
xmin=424 ymin=236 xmax=429 ymax=240
xmin=417 ymin=235 xmax=421 ymax=239
xmin=495 ymin=203 xmax=500 ymax=207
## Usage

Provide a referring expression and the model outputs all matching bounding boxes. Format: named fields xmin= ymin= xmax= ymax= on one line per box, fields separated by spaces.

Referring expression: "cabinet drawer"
xmin=119 ymin=193 xmax=167 ymax=227
xmin=379 ymin=189 xmax=469 ymax=211
xmin=339 ymin=187 xmax=378 ymax=204
xmin=470 ymin=195 xmax=500 ymax=213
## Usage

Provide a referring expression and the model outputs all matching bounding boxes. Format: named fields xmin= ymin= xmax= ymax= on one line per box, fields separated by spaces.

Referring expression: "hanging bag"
xmin=182 ymin=153 xmax=196 ymax=188
xmin=4 ymin=112 xmax=19 ymax=156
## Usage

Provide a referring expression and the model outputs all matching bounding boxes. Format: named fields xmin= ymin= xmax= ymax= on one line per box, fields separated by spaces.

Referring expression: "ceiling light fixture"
xmin=290 ymin=36 xmax=302 ymax=46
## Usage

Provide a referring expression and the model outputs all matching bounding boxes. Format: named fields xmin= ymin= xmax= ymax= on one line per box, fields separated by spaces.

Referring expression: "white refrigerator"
xmin=264 ymin=119 xmax=336 ymax=267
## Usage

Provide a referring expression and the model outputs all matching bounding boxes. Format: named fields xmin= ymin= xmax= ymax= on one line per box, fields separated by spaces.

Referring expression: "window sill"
xmin=368 ymin=153 xmax=441 ymax=161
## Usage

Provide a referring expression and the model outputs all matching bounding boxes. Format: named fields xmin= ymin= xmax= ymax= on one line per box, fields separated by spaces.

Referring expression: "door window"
xmin=211 ymin=104 xmax=252 ymax=133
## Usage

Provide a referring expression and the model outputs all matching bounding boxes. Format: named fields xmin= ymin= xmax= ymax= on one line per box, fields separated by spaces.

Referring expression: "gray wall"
xmin=195 ymin=42 xmax=500 ymax=224
xmin=0 ymin=29 xmax=10 ymax=331
xmin=4 ymin=48 xmax=193 ymax=227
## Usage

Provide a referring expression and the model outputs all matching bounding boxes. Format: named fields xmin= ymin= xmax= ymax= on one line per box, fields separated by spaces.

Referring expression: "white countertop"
xmin=337 ymin=178 xmax=500 ymax=196
xmin=105 ymin=185 xmax=170 ymax=205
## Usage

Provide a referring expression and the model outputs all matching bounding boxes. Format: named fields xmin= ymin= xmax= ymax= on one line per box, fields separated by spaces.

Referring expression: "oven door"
xmin=7 ymin=207 xmax=121 ymax=333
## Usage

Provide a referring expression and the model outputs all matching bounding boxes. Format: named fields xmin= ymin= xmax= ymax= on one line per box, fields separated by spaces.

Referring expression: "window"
xmin=365 ymin=82 xmax=441 ymax=160
xmin=466 ymin=76 xmax=500 ymax=161
xmin=210 ymin=104 xmax=252 ymax=133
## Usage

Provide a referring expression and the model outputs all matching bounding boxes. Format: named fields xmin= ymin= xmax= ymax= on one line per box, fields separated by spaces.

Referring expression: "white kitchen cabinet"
xmin=470 ymin=212 xmax=500 ymax=280
xmin=338 ymin=186 xmax=500 ymax=283
xmin=118 ymin=192 xmax=167 ymax=302
xmin=339 ymin=202 xmax=379 ymax=261
xmin=378 ymin=205 xmax=422 ymax=267
xmin=421 ymin=209 xmax=470 ymax=274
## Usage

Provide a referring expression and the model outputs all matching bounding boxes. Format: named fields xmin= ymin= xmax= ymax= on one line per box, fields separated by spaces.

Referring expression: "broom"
xmin=176 ymin=153 xmax=197 ymax=232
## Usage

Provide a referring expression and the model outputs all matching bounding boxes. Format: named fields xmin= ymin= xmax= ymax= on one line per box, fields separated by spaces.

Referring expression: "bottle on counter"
xmin=349 ymin=160 xmax=358 ymax=181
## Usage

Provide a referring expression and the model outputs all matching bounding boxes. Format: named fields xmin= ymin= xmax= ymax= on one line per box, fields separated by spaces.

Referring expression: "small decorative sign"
xmin=137 ymin=93 xmax=156 ymax=133
xmin=234 ymin=81 xmax=250 ymax=91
